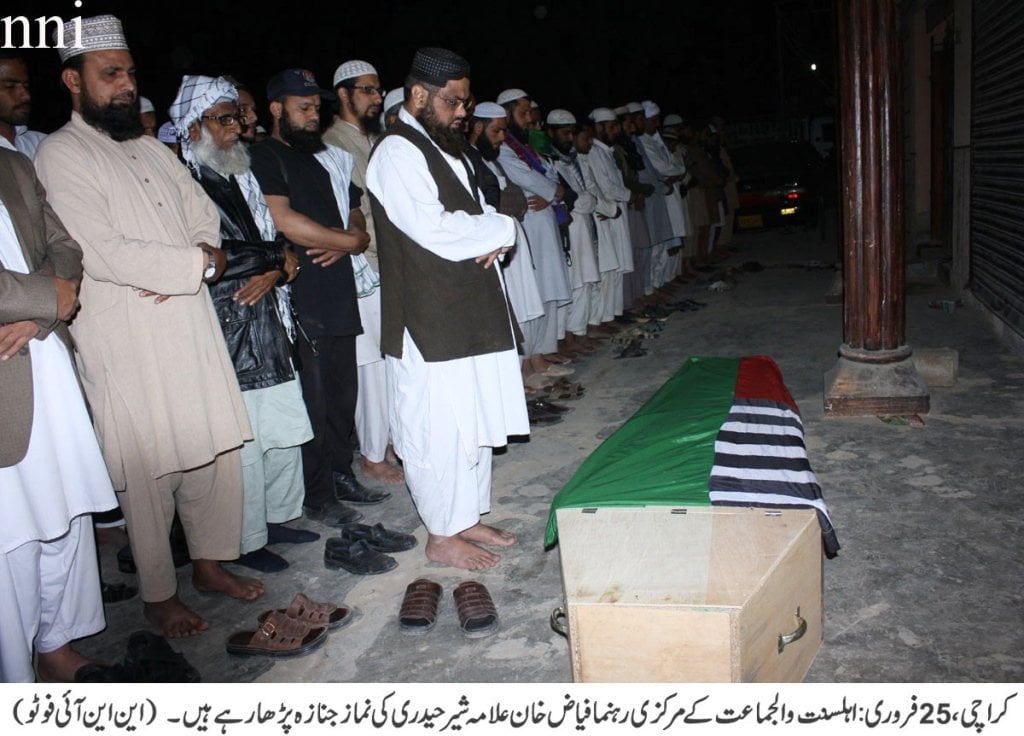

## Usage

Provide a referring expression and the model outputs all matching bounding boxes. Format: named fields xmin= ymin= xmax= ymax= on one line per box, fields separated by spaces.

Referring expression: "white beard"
xmin=191 ymin=131 xmax=252 ymax=177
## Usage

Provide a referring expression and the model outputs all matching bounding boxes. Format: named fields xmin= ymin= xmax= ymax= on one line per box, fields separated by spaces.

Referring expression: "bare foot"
xmin=362 ymin=458 xmax=405 ymax=484
xmin=144 ymin=595 xmax=209 ymax=638
xmin=425 ymin=534 xmax=500 ymax=570
xmin=191 ymin=559 xmax=264 ymax=600
xmin=458 ymin=522 xmax=517 ymax=547
xmin=36 ymin=644 xmax=95 ymax=682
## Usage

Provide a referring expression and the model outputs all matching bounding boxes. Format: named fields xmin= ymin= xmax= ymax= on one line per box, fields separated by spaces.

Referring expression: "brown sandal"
xmin=453 ymin=581 xmax=499 ymax=639
xmin=225 ymin=610 xmax=328 ymax=658
xmin=257 ymin=592 xmax=357 ymax=631
xmin=399 ymin=578 xmax=442 ymax=635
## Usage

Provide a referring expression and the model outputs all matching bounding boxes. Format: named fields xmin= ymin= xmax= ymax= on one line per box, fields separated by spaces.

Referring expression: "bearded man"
xmin=0 ymin=51 xmax=47 ymax=158
xmin=169 ymin=75 xmax=319 ymax=574
xmin=34 ymin=15 xmax=263 ymax=639
xmin=323 ymin=60 xmax=404 ymax=486
xmin=366 ymin=48 xmax=529 ymax=570
xmin=249 ymin=69 xmax=378 ymax=532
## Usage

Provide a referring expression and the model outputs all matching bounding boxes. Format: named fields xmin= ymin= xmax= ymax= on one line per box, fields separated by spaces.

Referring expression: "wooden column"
xmin=823 ymin=0 xmax=929 ymax=416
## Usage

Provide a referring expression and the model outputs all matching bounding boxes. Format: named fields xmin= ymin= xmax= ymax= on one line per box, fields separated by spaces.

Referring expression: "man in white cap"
xmin=0 ymin=52 xmax=47 ymax=160
xmin=382 ymin=88 xmax=403 ymax=129
xmin=638 ymin=100 xmax=690 ymax=288
xmin=367 ymin=48 xmax=529 ymax=570
xmin=586 ymin=107 xmax=634 ymax=327
xmin=496 ymin=88 xmax=572 ymax=383
xmin=168 ymin=74 xmax=318 ymax=574
xmin=35 ymin=14 xmax=264 ymax=639
xmin=323 ymin=60 xmax=404 ymax=486
xmin=138 ymin=95 xmax=157 ymax=137
xmin=625 ymin=101 xmax=677 ymax=300
xmin=466 ymin=102 xmax=558 ymax=423
xmin=545 ymin=109 xmax=601 ymax=356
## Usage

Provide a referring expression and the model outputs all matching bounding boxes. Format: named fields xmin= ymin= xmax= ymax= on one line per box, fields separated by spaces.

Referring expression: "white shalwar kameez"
xmin=482 ymin=158 xmax=545 ymax=353
xmin=0 ymin=206 xmax=117 ymax=683
xmin=583 ymin=140 xmax=634 ymax=321
xmin=367 ymin=109 xmax=529 ymax=536
xmin=551 ymin=153 xmax=600 ymax=336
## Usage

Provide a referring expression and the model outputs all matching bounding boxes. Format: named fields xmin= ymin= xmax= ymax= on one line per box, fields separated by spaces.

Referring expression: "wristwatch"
xmin=203 ymin=251 xmax=217 ymax=280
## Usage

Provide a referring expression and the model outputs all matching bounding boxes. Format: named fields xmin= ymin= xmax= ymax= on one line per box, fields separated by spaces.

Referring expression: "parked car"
xmin=729 ymin=141 xmax=826 ymax=230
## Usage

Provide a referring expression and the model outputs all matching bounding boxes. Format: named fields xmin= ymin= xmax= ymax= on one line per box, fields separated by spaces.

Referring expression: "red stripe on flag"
xmin=733 ymin=356 xmax=799 ymax=412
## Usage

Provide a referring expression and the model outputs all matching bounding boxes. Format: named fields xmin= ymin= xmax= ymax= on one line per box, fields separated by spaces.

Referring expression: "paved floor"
xmin=82 ymin=218 xmax=1024 ymax=683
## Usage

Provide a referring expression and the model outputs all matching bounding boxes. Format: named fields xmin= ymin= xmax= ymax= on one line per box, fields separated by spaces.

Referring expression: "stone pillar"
xmin=824 ymin=0 xmax=929 ymax=416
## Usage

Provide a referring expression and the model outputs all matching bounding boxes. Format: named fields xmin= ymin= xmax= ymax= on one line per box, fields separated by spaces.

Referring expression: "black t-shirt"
xmin=250 ymin=137 xmax=363 ymax=338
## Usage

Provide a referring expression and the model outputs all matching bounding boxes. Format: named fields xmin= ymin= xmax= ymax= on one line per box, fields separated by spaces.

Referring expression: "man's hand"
xmin=0 ymin=320 xmax=41 ymax=361
xmin=475 ymin=246 xmax=510 ymax=270
xmin=282 ymin=247 xmax=300 ymax=283
xmin=233 ymin=272 xmax=279 ymax=306
xmin=52 ymin=275 xmax=80 ymax=321
xmin=306 ymin=248 xmax=344 ymax=267
xmin=197 ymin=242 xmax=227 ymax=282
xmin=527 ymin=195 xmax=550 ymax=212
xmin=135 ymin=288 xmax=171 ymax=304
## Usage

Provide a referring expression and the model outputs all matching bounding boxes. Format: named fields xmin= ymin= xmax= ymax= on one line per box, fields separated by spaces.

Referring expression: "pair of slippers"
xmin=399 ymin=579 xmax=499 ymax=639
xmin=225 ymin=593 xmax=357 ymax=659
xmin=75 ymin=631 xmax=199 ymax=682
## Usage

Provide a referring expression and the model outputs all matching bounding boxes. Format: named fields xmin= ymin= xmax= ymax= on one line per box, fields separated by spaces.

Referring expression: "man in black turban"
xmin=366 ymin=48 xmax=529 ymax=572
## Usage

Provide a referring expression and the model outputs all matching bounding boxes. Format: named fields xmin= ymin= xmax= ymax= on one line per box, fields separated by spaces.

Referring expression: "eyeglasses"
xmin=435 ymin=92 xmax=472 ymax=111
xmin=201 ymin=113 xmax=244 ymax=127
xmin=350 ymin=85 xmax=384 ymax=97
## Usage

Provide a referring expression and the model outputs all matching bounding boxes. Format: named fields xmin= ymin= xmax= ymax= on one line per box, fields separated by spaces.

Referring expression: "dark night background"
xmin=7 ymin=0 xmax=836 ymax=134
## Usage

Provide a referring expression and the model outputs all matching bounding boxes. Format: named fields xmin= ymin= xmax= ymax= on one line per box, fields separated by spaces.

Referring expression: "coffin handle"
xmin=550 ymin=607 xmax=569 ymax=637
xmin=778 ymin=607 xmax=807 ymax=653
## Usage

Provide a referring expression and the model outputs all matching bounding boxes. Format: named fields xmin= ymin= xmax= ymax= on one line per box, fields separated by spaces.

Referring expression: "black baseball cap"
xmin=266 ymin=69 xmax=336 ymax=102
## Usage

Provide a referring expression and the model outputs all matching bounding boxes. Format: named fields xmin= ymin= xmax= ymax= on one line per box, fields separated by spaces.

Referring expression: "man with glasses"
xmin=35 ymin=15 xmax=264 ymax=639
xmin=249 ymin=69 xmax=378 ymax=535
xmin=324 ymin=60 xmax=405 ymax=488
xmin=366 ymin=48 xmax=528 ymax=570
xmin=169 ymin=75 xmax=317 ymax=575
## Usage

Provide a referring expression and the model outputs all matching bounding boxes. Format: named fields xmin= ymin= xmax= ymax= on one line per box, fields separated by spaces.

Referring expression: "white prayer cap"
xmin=613 ymin=105 xmax=629 ymax=116
xmin=625 ymin=101 xmax=643 ymax=113
xmin=546 ymin=109 xmax=576 ymax=126
xmin=473 ymin=102 xmax=506 ymax=119
xmin=55 ymin=14 xmax=129 ymax=64
xmin=382 ymin=87 xmax=404 ymax=113
xmin=496 ymin=88 xmax=528 ymax=106
xmin=662 ymin=113 xmax=683 ymax=127
xmin=157 ymin=121 xmax=177 ymax=144
xmin=139 ymin=96 xmax=154 ymax=114
xmin=529 ymin=100 xmax=539 ymax=109
xmin=642 ymin=100 xmax=660 ymax=118
xmin=333 ymin=60 xmax=378 ymax=87
xmin=589 ymin=107 xmax=617 ymax=123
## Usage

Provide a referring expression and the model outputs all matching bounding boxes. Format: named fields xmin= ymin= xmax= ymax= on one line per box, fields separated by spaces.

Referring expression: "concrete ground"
xmin=83 ymin=215 xmax=1024 ymax=683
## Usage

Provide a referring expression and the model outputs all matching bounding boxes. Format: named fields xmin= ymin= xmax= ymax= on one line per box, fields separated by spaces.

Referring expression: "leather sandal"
xmin=399 ymin=578 xmax=442 ymax=635
xmin=453 ymin=581 xmax=499 ymax=639
xmin=257 ymin=592 xmax=357 ymax=631
xmin=225 ymin=610 xmax=328 ymax=658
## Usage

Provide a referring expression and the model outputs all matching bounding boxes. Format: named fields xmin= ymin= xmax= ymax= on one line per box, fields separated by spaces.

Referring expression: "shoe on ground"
xmin=332 ymin=472 xmax=391 ymax=505
xmin=231 ymin=547 xmax=289 ymax=573
xmin=324 ymin=538 xmax=397 ymax=575
xmin=528 ymin=398 xmax=572 ymax=415
xmin=333 ymin=522 xmax=417 ymax=553
xmin=528 ymin=403 xmax=564 ymax=426
xmin=303 ymin=500 xmax=364 ymax=528
xmin=266 ymin=523 xmax=321 ymax=545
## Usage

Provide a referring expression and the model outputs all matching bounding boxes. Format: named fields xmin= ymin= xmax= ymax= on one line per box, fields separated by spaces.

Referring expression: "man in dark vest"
xmin=366 ymin=48 xmax=529 ymax=571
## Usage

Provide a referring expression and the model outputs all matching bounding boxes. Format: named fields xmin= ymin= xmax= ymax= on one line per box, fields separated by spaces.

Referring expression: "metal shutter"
xmin=972 ymin=0 xmax=1024 ymax=337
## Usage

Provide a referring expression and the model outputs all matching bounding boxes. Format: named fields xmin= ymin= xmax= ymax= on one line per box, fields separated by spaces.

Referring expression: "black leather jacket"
xmin=194 ymin=164 xmax=295 ymax=391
